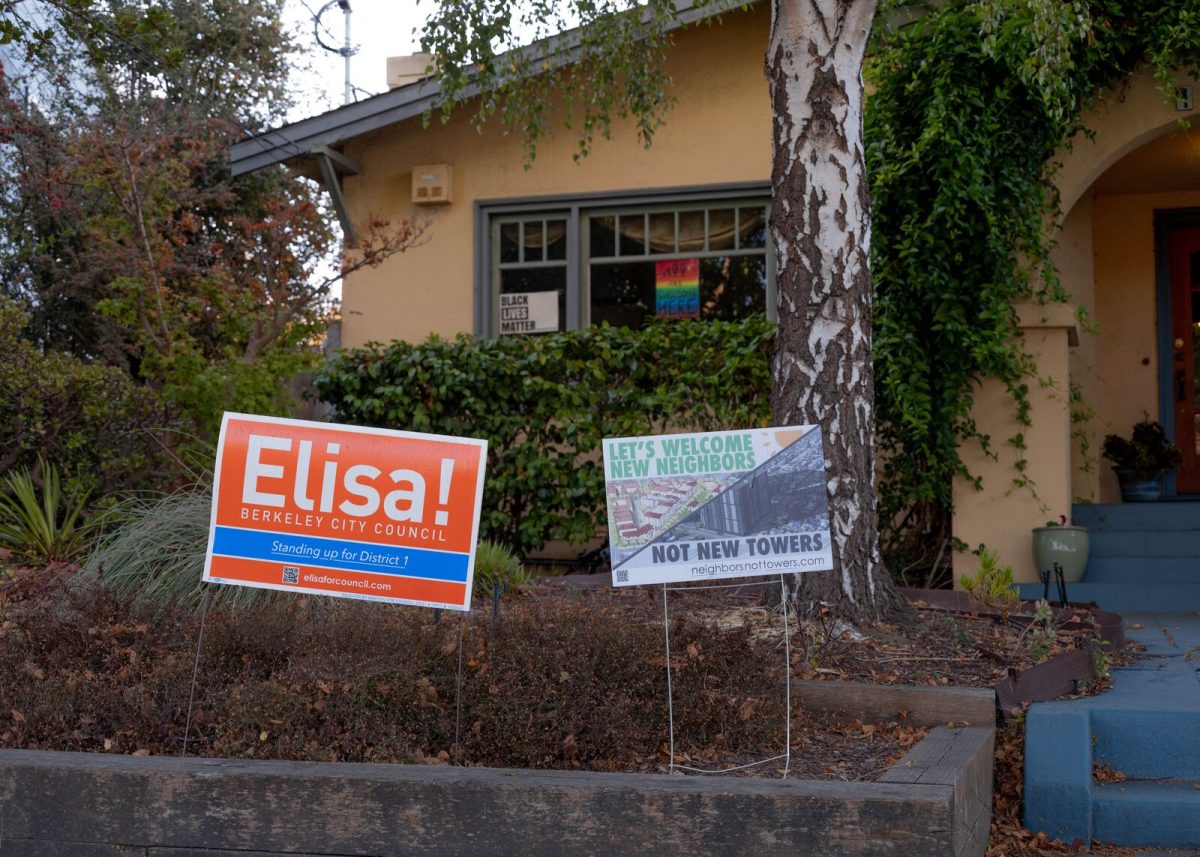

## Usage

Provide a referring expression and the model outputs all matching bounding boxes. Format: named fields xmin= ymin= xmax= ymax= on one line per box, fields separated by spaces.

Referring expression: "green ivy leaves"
xmin=867 ymin=0 xmax=1200 ymax=568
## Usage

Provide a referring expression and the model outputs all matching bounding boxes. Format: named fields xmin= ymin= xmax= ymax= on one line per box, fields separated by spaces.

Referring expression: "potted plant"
xmin=1031 ymin=515 xmax=1089 ymax=583
xmin=1102 ymin=418 xmax=1182 ymax=502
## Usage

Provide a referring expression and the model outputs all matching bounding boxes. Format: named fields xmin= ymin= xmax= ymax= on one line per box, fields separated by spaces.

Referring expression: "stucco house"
xmin=232 ymin=2 xmax=1200 ymax=588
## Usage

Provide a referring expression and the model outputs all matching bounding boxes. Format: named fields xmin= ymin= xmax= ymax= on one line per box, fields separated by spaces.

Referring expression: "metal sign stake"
xmin=661 ymin=577 xmax=794 ymax=777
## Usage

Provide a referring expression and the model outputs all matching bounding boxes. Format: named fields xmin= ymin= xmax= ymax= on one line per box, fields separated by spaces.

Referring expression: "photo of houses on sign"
xmin=602 ymin=426 xmax=834 ymax=587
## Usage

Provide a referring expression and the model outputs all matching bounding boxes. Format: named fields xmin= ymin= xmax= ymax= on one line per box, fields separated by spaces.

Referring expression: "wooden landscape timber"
xmin=0 ymin=682 xmax=993 ymax=857
xmin=901 ymin=588 xmax=1126 ymax=719
xmin=794 ymin=679 xmax=996 ymax=728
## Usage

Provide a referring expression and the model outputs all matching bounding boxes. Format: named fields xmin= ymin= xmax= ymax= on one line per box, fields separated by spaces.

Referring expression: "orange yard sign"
xmin=204 ymin=413 xmax=487 ymax=611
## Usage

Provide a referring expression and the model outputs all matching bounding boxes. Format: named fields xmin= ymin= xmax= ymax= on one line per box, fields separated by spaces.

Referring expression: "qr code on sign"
xmin=615 ymin=568 xmax=629 ymax=583
xmin=282 ymin=566 xmax=300 ymax=584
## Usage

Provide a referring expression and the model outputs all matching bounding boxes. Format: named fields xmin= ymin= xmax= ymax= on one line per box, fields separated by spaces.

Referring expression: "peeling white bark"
xmin=767 ymin=0 xmax=898 ymax=621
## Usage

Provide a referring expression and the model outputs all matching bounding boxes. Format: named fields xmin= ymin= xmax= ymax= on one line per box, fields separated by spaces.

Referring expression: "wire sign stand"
xmin=602 ymin=427 xmax=834 ymax=779
xmin=180 ymin=584 xmax=213 ymax=757
xmin=661 ymin=575 xmax=794 ymax=779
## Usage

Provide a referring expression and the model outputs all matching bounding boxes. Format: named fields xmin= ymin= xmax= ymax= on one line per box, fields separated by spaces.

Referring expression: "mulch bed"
xmin=0 ymin=564 xmax=1144 ymax=855
xmin=537 ymin=575 xmax=1130 ymax=693
xmin=530 ymin=576 xmax=1146 ymax=856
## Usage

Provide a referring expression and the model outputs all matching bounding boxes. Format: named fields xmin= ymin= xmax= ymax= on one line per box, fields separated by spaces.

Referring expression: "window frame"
xmin=491 ymin=214 xmax=572 ymax=333
xmin=475 ymin=182 xmax=774 ymax=337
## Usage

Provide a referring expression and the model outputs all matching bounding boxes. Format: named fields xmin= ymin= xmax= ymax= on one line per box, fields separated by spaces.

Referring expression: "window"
xmin=493 ymin=215 xmax=569 ymax=334
xmin=587 ymin=203 xmax=769 ymax=329
xmin=479 ymin=187 xmax=773 ymax=336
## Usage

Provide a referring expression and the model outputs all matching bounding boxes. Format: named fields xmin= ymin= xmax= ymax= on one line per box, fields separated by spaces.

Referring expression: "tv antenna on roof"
xmin=313 ymin=0 xmax=358 ymax=105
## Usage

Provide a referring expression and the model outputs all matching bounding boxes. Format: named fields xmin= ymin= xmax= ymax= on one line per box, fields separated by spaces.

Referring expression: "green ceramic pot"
xmin=1031 ymin=525 xmax=1089 ymax=584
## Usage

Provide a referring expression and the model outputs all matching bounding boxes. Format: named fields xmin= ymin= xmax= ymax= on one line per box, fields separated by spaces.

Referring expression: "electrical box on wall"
xmin=412 ymin=164 xmax=452 ymax=204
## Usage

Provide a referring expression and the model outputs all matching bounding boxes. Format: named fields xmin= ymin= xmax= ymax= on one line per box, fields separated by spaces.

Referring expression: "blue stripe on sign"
xmin=211 ymin=527 xmax=469 ymax=582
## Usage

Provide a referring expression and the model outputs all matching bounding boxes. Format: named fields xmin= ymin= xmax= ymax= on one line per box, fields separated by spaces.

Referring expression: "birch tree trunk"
xmin=767 ymin=0 xmax=902 ymax=622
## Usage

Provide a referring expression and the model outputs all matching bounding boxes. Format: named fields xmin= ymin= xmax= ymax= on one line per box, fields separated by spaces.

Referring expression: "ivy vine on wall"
xmin=867 ymin=0 xmax=1200 ymax=579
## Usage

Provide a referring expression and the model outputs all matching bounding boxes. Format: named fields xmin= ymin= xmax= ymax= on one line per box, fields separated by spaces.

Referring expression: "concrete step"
xmin=1024 ymin=616 xmax=1200 ymax=850
xmin=1015 ymin=582 xmax=1200 ymax=612
xmin=1092 ymin=707 xmax=1200 ymax=780
xmin=1092 ymin=780 xmax=1200 ymax=847
xmin=1083 ymin=556 xmax=1200 ymax=583
xmin=1088 ymin=529 xmax=1200 ymax=558
xmin=1072 ymin=502 xmax=1200 ymax=532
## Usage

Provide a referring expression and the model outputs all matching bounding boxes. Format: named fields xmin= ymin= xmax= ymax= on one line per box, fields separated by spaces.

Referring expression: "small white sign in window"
xmin=499 ymin=291 xmax=559 ymax=335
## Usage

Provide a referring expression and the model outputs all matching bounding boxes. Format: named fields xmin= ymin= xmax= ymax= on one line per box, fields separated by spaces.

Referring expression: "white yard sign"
xmin=603 ymin=426 xmax=834 ymax=587
xmin=499 ymin=292 xmax=558 ymax=334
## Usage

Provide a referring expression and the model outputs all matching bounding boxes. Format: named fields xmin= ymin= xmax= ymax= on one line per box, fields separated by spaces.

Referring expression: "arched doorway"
xmin=1055 ymin=71 xmax=1200 ymax=500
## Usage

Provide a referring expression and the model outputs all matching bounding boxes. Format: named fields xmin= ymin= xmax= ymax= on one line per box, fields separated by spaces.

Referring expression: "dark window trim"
xmin=476 ymin=181 xmax=771 ymax=214
xmin=474 ymin=182 xmax=772 ymax=336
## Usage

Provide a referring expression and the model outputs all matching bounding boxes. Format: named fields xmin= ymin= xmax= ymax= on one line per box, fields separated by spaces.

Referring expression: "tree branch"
xmin=117 ymin=137 xmax=173 ymax=354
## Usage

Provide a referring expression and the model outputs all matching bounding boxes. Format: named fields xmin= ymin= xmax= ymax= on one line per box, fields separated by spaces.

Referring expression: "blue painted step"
xmin=1088 ymin=529 xmax=1200 ymax=558
xmin=1072 ymin=502 xmax=1200 ymax=532
xmin=1092 ymin=707 xmax=1200 ymax=780
xmin=1083 ymin=556 xmax=1200 ymax=583
xmin=1092 ymin=781 xmax=1200 ymax=847
xmin=1015 ymin=582 xmax=1200 ymax=612
xmin=1024 ymin=616 xmax=1200 ymax=849
xmin=1017 ymin=502 xmax=1200 ymax=611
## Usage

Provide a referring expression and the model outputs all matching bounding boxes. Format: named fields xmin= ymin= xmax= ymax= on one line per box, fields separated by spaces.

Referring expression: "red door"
xmin=1168 ymin=225 xmax=1200 ymax=493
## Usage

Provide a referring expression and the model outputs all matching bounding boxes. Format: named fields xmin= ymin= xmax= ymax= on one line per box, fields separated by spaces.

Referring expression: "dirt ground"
xmin=0 ymin=564 xmax=1143 ymax=855
xmin=536 ymin=576 xmax=1141 ymax=856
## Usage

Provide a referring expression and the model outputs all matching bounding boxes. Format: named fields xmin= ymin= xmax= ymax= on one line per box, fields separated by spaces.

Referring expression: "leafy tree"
xmin=0 ymin=0 xmax=81 ymax=56
xmin=0 ymin=0 xmax=420 ymax=453
xmin=0 ymin=294 xmax=169 ymax=495
xmin=422 ymin=0 xmax=901 ymax=620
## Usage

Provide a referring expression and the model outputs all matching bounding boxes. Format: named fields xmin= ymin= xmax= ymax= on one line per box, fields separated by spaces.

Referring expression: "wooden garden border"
xmin=0 ymin=680 xmax=994 ymax=857
xmin=901 ymin=588 xmax=1126 ymax=717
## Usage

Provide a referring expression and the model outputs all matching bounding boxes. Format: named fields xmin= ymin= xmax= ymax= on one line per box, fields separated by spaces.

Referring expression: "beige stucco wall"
xmin=952 ymin=306 xmax=1077 ymax=585
xmin=1057 ymin=71 xmax=1200 ymax=217
xmin=337 ymin=4 xmax=772 ymax=348
xmin=1057 ymin=192 xmax=1099 ymax=503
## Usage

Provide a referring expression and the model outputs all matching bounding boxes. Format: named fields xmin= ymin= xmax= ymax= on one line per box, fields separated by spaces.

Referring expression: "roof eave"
xmin=229 ymin=0 xmax=746 ymax=177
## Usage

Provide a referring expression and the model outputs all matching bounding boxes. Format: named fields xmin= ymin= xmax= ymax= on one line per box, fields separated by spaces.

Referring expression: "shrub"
xmin=0 ymin=583 xmax=785 ymax=770
xmin=0 ymin=459 xmax=91 ymax=564
xmin=1101 ymin=418 xmax=1182 ymax=480
xmin=85 ymin=488 xmax=209 ymax=613
xmin=315 ymin=318 xmax=775 ymax=557
xmin=0 ymin=296 xmax=174 ymax=496
xmin=454 ymin=603 xmax=783 ymax=771
xmin=472 ymin=539 xmax=534 ymax=600
xmin=959 ymin=546 xmax=1018 ymax=617
xmin=84 ymin=485 xmax=288 ymax=614
xmin=86 ymin=491 xmax=532 ymax=614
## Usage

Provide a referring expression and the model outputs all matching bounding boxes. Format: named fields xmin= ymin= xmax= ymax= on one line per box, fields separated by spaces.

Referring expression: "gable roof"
xmin=230 ymin=0 xmax=750 ymax=177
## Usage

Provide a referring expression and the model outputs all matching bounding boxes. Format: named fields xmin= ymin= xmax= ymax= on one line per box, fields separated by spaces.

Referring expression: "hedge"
xmin=315 ymin=318 xmax=774 ymax=557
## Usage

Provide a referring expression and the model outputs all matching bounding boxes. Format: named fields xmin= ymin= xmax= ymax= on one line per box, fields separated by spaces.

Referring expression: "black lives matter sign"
xmin=499 ymin=292 xmax=558 ymax=335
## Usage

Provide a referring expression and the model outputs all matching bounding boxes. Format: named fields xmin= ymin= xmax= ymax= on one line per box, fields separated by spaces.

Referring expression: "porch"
xmin=951 ymin=68 xmax=1200 ymax=589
